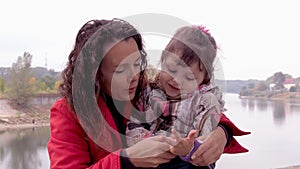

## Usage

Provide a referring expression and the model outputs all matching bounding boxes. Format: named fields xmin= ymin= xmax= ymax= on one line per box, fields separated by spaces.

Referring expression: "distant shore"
xmin=0 ymin=122 xmax=49 ymax=132
xmin=239 ymin=92 xmax=300 ymax=101
xmin=275 ymin=165 xmax=300 ymax=169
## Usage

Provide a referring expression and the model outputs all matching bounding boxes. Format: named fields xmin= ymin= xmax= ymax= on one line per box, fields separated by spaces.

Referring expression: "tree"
xmin=0 ymin=77 xmax=5 ymax=94
xmin=256 ymin=81 xmax=269 ymax=91
xmin=54 ymin=80 xmax=61 ymax=91
xmin=248 ymin=83 xmax=255 ymax=89
xmin=289 ymin=86 xmax=297 ymax=92
xmin=273 ymin=72 xmax=286 ymax=90
xmin=7 ymin=52 xmax=35 ymax=106
xmin=41 ymin=75 xmax=56 ymax=90
xmin=146 ymin=64 xmax=159 ymax=82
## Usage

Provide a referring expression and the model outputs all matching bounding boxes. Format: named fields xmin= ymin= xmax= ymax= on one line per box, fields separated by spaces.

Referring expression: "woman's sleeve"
xmin=219 ymin=113 xmax=251 ymax=154
xmin=47 ymin=99 xmax=122 ymax=169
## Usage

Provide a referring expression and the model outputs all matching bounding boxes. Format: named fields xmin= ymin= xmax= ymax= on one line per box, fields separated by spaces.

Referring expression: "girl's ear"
xmin=199 ymin=61 xmax=205 ymax=72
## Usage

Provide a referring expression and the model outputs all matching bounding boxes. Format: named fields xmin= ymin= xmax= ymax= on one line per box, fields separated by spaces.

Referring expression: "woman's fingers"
xmin=190 ymin=127 xmax=226 ymax=166
xmin=128 ymin=146 xmax=176 ymax=168
xmin=159 ymin=151 xmax=176 ymax=160
xmin=162 ymin=136 xmax=177 ymax=146
xmin=191 ymin=143 xmax=219 ymax=165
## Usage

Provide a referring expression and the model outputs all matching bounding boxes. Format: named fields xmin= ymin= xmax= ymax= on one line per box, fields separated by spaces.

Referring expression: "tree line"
xmin=239 ymin=72 xmax=300 ymax=97
xmin=0 ymin=52 xmax=61 ymax=106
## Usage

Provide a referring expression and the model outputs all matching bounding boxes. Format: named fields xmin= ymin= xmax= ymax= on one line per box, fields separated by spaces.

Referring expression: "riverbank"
xmin=0 ymin=98 xmax=51 ymax=130
xmin=239 ymin=92 xmax=300 ymax=101
xmin=275 ymin=165 xmax=300 ymax=169
xmin=0 ymin=122 xmax=49 ymax=132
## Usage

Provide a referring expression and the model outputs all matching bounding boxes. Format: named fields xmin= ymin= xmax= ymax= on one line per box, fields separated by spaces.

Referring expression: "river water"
xmin=0 ymin=93 xmax=299 ymax=169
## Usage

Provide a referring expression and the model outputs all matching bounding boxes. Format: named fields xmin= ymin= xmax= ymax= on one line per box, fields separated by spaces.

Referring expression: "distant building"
xmin=283 ymin=78 xmax=297 ymax=91
xmin=270 ymin=78 xmax=298 ymax=91
xmin=269 ymin=83 xmax=276 ymax=91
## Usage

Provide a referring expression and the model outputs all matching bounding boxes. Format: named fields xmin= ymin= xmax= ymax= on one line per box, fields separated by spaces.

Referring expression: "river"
xmin=0 ymin=93 xmax=299 ymax=169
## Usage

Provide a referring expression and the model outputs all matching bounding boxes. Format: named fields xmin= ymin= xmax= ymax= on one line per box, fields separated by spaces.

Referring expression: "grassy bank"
xmin=240 ymin=92 xmax=300 ymax=101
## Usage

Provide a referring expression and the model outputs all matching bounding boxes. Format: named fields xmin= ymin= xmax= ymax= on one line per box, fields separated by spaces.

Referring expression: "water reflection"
xmin=271 ymin=101 xmax=286 ymax=125
xmin=241 ymin=98 xmax=247 ymax=108
xmin=0 ymin=127 xmax=50 ymax=169
xmin=240 ymin=98 xmax=300 ymax=125
xmin=256 ymin=99 xmax=268 ymax=112
xmin=248 ymin=99 xmax=255 ymax=111
xmin=289 ymin=101 xmax=300 ymax=113
xmin=219 ymin=94 xmax=300 ymax=169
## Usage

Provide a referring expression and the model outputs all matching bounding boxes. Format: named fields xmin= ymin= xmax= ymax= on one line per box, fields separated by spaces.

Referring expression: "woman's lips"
xmin=128 ymin=86 xmax=137 ymax=93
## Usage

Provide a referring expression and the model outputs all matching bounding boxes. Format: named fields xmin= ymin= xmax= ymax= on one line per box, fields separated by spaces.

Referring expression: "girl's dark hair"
xmin=161 ymin=26 xmax=217 ymax=84
xmin=59 ymin=19 xmax=148 ymax=112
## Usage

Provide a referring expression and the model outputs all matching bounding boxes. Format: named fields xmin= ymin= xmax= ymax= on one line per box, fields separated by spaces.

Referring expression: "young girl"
xmin=126 ymin=25 xmax=235 ymax=168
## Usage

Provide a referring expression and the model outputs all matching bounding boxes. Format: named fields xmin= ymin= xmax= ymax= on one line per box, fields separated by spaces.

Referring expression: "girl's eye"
xmin=166 ymin=65 xmax=176 ymax=73
xmin=186 ymin=75 xmax=195 ymax=81
xmin=168 ymin=68 xmax=176 ymax=73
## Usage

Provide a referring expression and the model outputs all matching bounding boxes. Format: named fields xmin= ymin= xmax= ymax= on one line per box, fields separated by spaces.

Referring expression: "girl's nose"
xmin=170 ymin=77 xmax=181 ymax=89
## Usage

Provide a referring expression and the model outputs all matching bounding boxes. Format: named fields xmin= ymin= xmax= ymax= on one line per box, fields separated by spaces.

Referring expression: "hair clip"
xmin=192 ymin=25 xmax=211 ymax=36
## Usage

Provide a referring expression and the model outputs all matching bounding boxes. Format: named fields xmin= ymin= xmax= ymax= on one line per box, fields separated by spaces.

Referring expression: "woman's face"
xmin=100 ymin=38 xmax=141 ymax=101
xmin=160 ymin=54 xmax=205 ymax=99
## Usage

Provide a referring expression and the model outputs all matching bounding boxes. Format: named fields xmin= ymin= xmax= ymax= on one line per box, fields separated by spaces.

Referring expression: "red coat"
xmin=48 ymin=97 xmax=250 ymax=169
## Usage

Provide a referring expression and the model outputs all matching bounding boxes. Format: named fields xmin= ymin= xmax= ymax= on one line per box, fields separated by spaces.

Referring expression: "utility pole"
xmin=45 ymin=52 xmax=48 ymax=70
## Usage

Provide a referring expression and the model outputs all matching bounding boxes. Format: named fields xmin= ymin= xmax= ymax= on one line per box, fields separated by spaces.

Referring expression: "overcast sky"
xmin=1 ymin=0 xmax=299 ymax=80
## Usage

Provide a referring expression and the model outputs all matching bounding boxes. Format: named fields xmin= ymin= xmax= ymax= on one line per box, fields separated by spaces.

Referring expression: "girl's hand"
xmin=163 ymin=129 xmax=198 ymax=156
xmin=125 ymin=136 xmax=176 ymax=168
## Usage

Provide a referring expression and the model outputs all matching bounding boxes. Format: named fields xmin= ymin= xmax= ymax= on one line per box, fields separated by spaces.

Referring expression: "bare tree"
xmin=7 ymin=52 xmax=35 ymax=106
xmin=0 ymin=77 xmax=5 ymax=94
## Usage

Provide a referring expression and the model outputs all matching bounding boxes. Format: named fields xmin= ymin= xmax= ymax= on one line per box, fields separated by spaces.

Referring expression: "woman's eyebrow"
xmin=113 ymin=63 xmax=126 ymax=68
xmin=134 ymin=57 xmax=140 ymax=62
xmin=112 ymin=55 xmax=140 ymax=67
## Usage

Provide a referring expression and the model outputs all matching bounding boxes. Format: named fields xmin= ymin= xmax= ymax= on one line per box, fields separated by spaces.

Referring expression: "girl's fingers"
xmin=187 ymin=130 xmax=198 ymax=140
xmin=171 ymin=129 xmax=182 ymax=143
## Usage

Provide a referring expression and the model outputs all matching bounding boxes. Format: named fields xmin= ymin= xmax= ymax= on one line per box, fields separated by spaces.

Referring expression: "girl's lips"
xmin=168 ymin=83 xmax=180 ymax=90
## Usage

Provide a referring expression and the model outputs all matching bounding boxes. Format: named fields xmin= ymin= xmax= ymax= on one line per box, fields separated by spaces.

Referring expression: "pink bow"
xmin=193 ymin=25 xmax=211 ymax=35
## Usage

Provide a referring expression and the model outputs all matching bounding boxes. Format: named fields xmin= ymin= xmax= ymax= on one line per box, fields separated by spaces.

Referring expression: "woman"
xmin=48 ymin=19 xmax=175 ymax=168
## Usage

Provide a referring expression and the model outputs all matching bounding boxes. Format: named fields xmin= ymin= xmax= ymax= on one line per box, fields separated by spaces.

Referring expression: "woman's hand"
xmin=125 ymin=136 xmax=176 ymax=168
xmin=190 ymin=126 xmax=227 ymax=166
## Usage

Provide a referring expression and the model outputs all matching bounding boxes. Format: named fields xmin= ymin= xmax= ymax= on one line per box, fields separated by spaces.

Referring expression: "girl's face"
xmin=160 ymin=53 xmax=205 ymax=99
xmin=100 ymin=38 xmax=141 ymax=101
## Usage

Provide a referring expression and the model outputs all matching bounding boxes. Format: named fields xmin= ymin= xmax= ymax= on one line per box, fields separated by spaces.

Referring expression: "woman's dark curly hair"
xmin=59 ymin=19 xmax=148 ymax=112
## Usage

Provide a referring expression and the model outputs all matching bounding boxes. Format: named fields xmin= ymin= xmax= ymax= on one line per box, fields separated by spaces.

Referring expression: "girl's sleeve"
xmin=47 ymin=99 xmax=122 ymax=169
xmin=193 ymin=92 xmax=250 ymax=154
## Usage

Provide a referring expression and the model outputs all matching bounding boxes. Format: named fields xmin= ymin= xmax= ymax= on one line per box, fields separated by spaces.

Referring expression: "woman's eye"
xmin=115 ymin=70 xmax=124 ymax=74
xmin=134 ymin=58 xmax=141 ymax=67
xmin=115 ymin=67 xmax=124 ymax=74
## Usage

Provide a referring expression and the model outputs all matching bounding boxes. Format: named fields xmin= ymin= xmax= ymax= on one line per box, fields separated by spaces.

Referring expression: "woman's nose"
xmin=127 ymin=66 xmax=139 ymax=83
